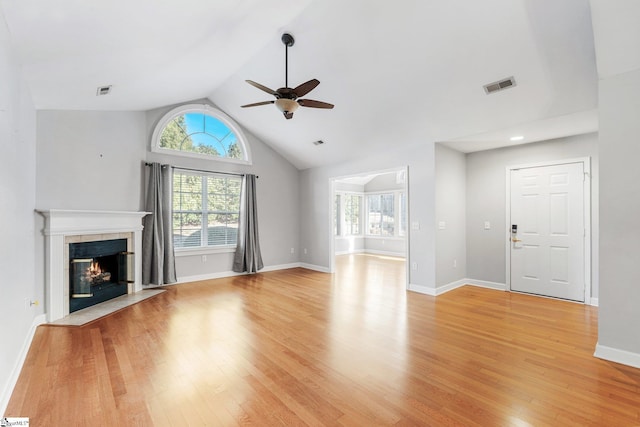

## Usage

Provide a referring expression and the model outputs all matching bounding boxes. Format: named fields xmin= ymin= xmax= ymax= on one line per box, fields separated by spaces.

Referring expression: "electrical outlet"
xmin=438 ymin=221 xmax=446 ymax=230
xmin=304 ymin=248 xmax=308 ymax=255
xmin=201 ymin=255 xmax=207 ymax=263
xmin=453 ymin=259 xmax=457 ymax=268
xmin=290 ymin=247 xmax=295 ymax=254
xmin=484 ymin=221 xmax=491 ymax=230
xmin=411 ymin=262 xmax=418 ymax=271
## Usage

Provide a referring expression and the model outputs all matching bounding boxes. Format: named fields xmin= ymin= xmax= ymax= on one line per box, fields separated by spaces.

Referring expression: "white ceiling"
xmin=0 ymin=0 xmax=600 ymax=169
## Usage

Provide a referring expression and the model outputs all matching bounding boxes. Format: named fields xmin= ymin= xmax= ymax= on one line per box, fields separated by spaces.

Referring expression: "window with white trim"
xmin=152 ymin=104 xmax=251 ymax=164
xmin=172 ymin=170 xmax=241 ymax=249
xmin=343 ymin=194 xmax=362 ymax=235
xmin=334 ymin=193 xmax=363 ymax=237
xmin=367 ymin=193 xmax=395 ymax=236
xmin=366 ymin=191 xmax=406 ymax=237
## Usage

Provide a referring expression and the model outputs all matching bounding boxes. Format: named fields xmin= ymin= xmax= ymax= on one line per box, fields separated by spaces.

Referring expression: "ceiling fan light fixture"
xmin=242 ymin=33 xmax=334 ymax=119
xmin=275 ymin=98 xmax=299 ymax=114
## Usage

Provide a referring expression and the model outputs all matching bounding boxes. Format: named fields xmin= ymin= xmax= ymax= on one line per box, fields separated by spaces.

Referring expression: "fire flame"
xmin=89 ymin=260 xmax=102 ymax=276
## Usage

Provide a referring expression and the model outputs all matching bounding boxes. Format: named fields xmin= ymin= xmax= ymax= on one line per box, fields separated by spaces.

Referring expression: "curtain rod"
xmin=144 ymin=162 xmax=258 ymax=179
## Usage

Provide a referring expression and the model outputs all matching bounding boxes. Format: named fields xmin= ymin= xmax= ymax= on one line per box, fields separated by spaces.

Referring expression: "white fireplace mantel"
xmin=37 ymin=209 xmax=151 ymax=322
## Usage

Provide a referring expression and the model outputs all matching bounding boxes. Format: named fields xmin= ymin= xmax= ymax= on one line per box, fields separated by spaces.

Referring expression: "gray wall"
xmin=435 ymin=144 xmax=467 ymax=286
xmin=0 ymin=19 xmax=38 ymax=411
xmin=36 ymin=111 xmax=146 ymax=210
xmin=598 ymin=68 xmax=640 ymax=354
xmin=300 ymin=142 xmax=435 ymax=290
xmin=465 ymin=133 xmax=599 ymax=298
xmin=35 ymin=101 xmax=300 ymax=282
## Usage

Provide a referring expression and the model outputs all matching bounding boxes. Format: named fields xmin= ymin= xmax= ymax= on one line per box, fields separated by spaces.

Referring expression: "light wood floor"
xmin=7 ymin=254 xmax=640 ymax=425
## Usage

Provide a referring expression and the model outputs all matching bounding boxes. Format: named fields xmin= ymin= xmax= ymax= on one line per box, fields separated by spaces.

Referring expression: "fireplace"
xmin=38 ymin=210 xmax=150 ymax=322
xmin=69 ymin=238 xmax=132 ymax=313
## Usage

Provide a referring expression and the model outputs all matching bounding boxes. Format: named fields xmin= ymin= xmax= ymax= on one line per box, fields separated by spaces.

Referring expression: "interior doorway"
xmin=506 ymin=158 xmax=591 ymax=302
xmin=329 ymin=167 xmax=409 ymax=290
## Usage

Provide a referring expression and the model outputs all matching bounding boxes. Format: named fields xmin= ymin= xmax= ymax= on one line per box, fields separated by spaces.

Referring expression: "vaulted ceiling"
xmin=0 ymin=0 xmax=600 ymax=169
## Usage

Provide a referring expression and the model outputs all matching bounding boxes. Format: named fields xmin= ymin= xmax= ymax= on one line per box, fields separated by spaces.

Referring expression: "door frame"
xmin=328 ymin=166 xmax=410 ymax=291
xmin=505 ymin=157 xmax=591 ymax=303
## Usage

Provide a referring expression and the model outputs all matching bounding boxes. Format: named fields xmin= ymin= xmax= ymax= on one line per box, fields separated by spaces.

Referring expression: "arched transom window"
xmin=151 ymin=104 xmax=251 ymax=164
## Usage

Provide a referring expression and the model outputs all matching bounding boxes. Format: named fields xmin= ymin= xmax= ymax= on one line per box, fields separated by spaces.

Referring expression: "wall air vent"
xmin=483 ymin=76 xmax=516 ymax=94
xmin=96 ymin=85 xmax=112 ymax=96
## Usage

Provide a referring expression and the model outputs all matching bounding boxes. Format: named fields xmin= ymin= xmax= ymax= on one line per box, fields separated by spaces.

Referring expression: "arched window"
xmin=151 ymin=104 xmax=251 ymax=164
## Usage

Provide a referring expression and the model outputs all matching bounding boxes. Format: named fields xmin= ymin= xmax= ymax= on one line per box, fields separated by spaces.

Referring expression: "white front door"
xmin=510 ymin=162 xmax=585 ymax=302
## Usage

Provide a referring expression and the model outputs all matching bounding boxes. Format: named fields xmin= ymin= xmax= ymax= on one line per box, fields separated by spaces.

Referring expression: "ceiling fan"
xmin=241 ymin=33 xmax=334 ymax=120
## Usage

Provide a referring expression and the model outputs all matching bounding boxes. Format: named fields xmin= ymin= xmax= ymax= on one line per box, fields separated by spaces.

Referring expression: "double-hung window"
xmin=367 ymin=193 xmax=395 ymax=236
xmin=343 ymin=194 xmax=362 ymax=235
xmin=172 ymin=170 xmax=241 ymax=250
xmin=335 ymin=193 xmax=362 ymax=237
xmin=366 ymin=191 xmax=406 ymax=237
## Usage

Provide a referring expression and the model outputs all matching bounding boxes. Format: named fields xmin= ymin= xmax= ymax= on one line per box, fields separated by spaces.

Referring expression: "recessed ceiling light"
xmin=510 ymin=135 xmax=524 ymax=141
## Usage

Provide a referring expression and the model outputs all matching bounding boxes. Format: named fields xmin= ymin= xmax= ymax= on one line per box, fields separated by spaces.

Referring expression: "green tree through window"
xmin=173 ymin=171 xmax=241 ymax=249
xmin=154 ymin=105 xmax=248 ymax=162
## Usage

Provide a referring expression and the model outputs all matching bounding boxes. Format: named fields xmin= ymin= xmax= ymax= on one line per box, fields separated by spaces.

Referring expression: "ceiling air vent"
xmin=96 ymin=85 xmax=112 ymax=96
xmin=483 ymin=76 xmax=516 ymax=94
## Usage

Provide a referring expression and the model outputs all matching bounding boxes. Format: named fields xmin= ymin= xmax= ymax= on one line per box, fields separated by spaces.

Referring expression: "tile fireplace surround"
xmin=38 ymin=210 xmax=150 ymax=322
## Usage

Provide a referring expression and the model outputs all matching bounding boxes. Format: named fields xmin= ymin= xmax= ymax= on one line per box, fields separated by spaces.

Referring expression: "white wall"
xmin=465 ymin=133 xmax=599 ymax=297
xmin=435 ymin=144 xmax=467 ymax=287
xmin=0 ymin=14 xmax=39 ymax=413
xmin=300 ymin=142 xmax=435 ymax=291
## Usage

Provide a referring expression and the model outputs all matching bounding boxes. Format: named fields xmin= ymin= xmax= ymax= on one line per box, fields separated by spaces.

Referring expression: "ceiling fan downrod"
xmin=282 ymin=33 xmax=295 ymax=89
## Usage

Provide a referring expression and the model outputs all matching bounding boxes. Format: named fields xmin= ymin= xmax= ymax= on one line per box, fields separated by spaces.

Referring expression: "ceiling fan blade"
xmin=241 ymin=100 xmax=275 ymax=108
xmin=293 ymin=79 xmax=320 ymax=97
xmin=298 ymin=99 xmax=334 ymax=109
xmin=246 ymin=80 xmax=279 ymax=96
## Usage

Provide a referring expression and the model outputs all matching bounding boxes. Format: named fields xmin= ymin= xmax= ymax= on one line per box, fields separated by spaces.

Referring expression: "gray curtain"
xmin=142 ymin=163 xmax=177 ymax=285
xmin=232 ymin=174 xmax=264 ymax=273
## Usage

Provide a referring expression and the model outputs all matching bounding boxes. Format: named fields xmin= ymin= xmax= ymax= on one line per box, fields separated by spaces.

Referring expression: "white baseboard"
xmin=408 ymin=279 xmax=507 ymax=298
xmin=465 ymin=279 xmax=507 ymax=291
xmin=176 ymin=263 xmax=308 ymax=284
xmin=299 ymin=263 xmax=331 ymax=273
xmin=362 ymin=249 xmax=406 ymax=257
xmin=261 ymin=263 xmax=303 ymax=272
xmin=176 ymin=270 xmax=244 ymax=284
xmin=408 ymin=283 xmax=436 ymax=296
xmin=594 ymin=343 xmax=640 ymax=369
xmin=590 ymin=297 xmax=599 ymax=307
xmin=435 ymin=279 xmax=469 ymax=295
xmin=1 ymin=314 xmax=46 ymax=416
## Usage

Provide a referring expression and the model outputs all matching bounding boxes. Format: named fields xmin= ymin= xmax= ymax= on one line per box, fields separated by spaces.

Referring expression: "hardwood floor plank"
xmin=6 ymin=254 xmax=640 ymax=425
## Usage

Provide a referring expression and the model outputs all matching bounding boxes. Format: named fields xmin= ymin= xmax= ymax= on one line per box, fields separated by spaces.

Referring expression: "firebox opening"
xmin=69 ymin=238 xmax=130 ymax=313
